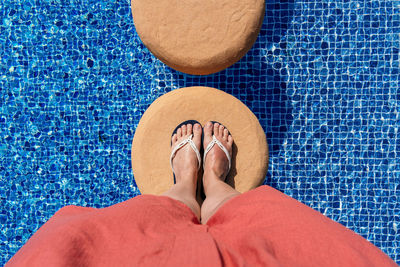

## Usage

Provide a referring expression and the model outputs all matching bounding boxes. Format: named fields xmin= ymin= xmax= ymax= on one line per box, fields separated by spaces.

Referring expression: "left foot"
xmin=202 ymin=121 xmax=233 ymax=183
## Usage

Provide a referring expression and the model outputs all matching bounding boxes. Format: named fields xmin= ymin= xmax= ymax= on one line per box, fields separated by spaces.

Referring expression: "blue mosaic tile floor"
xmin=1 ymin=0 xmax=399 ymax=264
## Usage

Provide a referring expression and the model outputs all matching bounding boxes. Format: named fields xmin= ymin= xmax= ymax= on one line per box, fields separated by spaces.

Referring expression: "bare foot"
xmin=201 ymin=121 xmax=238 ymax=224
xmin=171 ymin=123 xmax=202 ymax=182
xmin=163 ymin=123 xmax=202 ymax=220
xmin=202 ymin=121 xmax=233 ymax=181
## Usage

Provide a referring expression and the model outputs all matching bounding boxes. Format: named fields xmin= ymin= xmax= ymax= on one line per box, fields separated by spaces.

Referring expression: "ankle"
xmin=203 ymin=168 xmax=226 ymax=181
xmin=202 ymin=170 xmax=224 ymax=191
xmin=175 ymin=170 xmax=198 ymax=182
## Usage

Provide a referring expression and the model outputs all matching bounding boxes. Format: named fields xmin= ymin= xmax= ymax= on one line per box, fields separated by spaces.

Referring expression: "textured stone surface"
xmin=131 ymin=86 xmax=268 ymax=195
xmin=131 ymin=0 xmax=265 ymax=75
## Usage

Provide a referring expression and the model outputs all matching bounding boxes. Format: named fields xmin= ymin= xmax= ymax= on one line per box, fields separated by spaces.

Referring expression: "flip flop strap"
xmin=170 ymin=134 xmax=201 ymax=174
xmin=203 ymin=135 xmax=231 ymax=170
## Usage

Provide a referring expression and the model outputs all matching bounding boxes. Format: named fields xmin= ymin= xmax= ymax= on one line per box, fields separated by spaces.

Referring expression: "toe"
xmin=177 ymin=127 xmax=182 ymax=138
xmin=193 ymin=123 xmax=202 ymax=149
xmin=172 ymin=133 xmax=178 ymax=145
xmin=187 ymin=124 xmax=193 ymax=135
xmin=182 ymin=124 xmax=187 ymax=136
xmin=228 ymin=135 xmax=233 ymax=145
xmin=223 ymin=129 xmax=229 ymax=140
xmin=219 ymin=125 xmax=224 ymax=137
xmin=204 ymin=121 xmax=213 ymax=147
xmin=213 ymin=123 xmax=219 ymax=136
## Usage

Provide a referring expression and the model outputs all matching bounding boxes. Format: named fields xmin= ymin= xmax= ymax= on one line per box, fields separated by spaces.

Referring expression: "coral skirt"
xmin=6 ymin=186 xmax=396 ymax=266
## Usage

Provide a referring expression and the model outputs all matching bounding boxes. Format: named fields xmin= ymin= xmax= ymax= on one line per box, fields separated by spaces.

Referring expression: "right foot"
xmin=202 ymin=121 xmax=233 ymax=181
xmin=171 ymin=123 xmax=202 ymax=182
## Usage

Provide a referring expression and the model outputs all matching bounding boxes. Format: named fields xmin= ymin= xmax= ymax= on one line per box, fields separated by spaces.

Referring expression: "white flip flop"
xmin=203 ymin=135 xmax=231 ymax=171
xmin=170 ymin=133 xmax=201 ymax=175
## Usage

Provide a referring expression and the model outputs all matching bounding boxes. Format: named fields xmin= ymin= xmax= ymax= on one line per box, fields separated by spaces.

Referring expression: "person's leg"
xmin=162 ymin=123 xmax=202 ymax=221
xmin=201 ymin=122 xmax=240 ymax=224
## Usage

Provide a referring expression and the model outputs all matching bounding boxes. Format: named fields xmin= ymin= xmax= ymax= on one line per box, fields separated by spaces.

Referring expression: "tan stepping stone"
xmin=131 ymin=86 xmax=269 ymax=195
xmin=131 ymin=0 xmax=265 ymax=75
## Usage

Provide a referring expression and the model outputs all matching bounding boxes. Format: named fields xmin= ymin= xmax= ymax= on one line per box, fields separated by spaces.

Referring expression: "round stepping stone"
xmin=131 ymin=86 xmax=268 ymax=195
xmin=131 ymin=0 xmax=265 ymax=75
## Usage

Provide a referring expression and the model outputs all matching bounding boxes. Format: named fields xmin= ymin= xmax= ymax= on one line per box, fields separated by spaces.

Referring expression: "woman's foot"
xmin=162 ymin=123 xmax=202 ymax=220
xmin=171 ymin=123 xmax=202 ymax=182
xmin=201 ymin=121 xmax=240 ymax=224
xmin=202 ymin=121 xmax=233 ymax=181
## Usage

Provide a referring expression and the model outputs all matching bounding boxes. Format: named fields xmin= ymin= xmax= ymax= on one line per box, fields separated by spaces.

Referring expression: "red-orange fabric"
xmin=6 ymin=186 xmax=397 ymax=267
